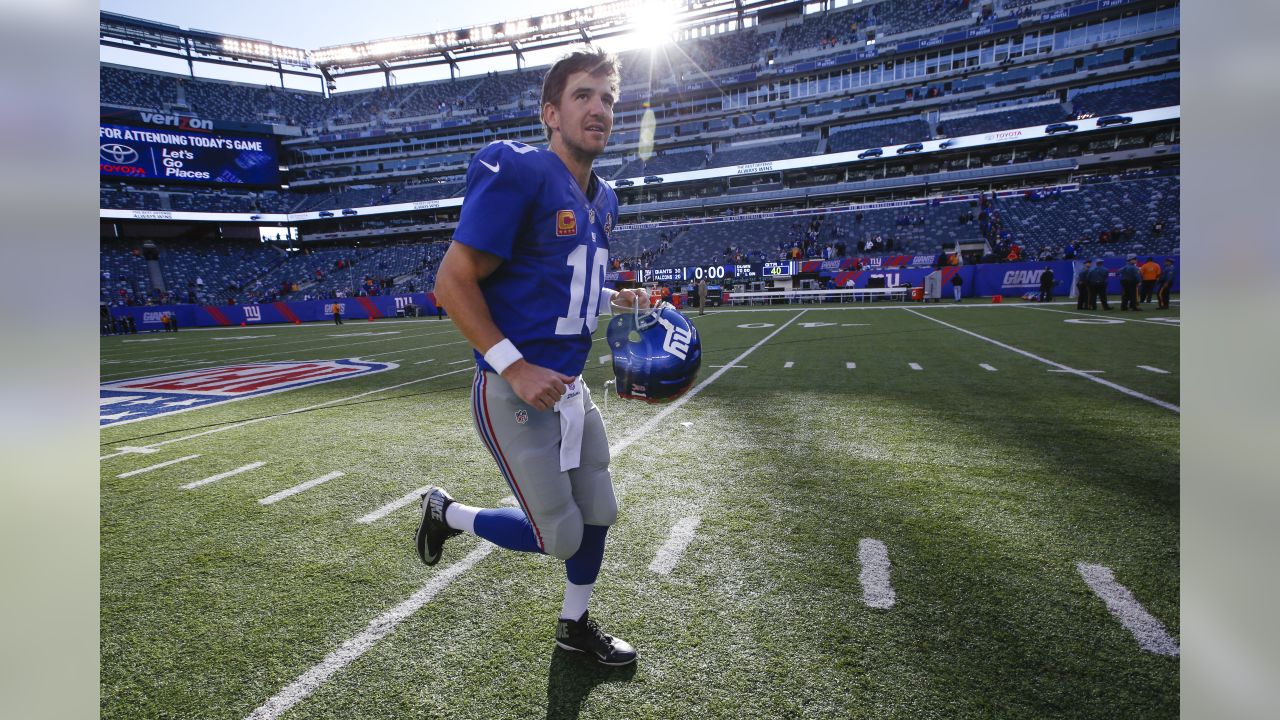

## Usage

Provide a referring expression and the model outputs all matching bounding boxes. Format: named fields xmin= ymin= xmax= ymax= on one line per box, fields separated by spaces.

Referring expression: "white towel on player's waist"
xmin=554 ymin=377 xmax=585 ymax=472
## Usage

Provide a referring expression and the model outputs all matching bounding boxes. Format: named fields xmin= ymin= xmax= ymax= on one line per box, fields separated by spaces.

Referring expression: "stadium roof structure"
xmin=102 ymin=0 xmax=806 ymax=81
xmin=100 ymin=11 xmax=312 ymax=77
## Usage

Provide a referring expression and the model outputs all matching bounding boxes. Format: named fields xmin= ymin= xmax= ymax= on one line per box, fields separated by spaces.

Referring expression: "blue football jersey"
xmin=452 ymin=140 xmax=618 ymax=377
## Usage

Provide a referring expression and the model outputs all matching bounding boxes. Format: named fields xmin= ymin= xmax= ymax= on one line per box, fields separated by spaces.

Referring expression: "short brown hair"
xmin=539 ymin=46 xmax=621 ymax=140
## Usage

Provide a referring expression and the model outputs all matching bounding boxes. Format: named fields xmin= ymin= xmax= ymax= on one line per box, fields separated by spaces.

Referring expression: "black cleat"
xmin=555 ymin=611 xmax=637 ymax=666
xmin=415 ymin=486 xmax=461 ymax=566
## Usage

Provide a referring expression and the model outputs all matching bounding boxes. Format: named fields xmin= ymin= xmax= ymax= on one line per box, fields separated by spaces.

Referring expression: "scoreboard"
xmin=634 ymin=261 xmax=795 ymax=283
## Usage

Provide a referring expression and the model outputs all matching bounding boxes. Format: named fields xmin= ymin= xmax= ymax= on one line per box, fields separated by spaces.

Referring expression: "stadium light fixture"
xmin=629 ymin=2 xmax=679 ymax=48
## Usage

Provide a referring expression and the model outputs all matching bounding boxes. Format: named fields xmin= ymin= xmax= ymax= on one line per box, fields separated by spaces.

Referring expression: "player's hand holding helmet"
xmin=606 ymin=301 xmax=701 ymax=403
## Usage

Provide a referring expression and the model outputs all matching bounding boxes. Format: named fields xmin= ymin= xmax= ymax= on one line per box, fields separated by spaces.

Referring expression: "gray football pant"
xmin=471 ymin=369 xmax=618 ymax=560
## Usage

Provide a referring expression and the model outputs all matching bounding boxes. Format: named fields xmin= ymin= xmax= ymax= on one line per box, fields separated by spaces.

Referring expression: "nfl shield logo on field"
xmin=99 ymin=359 xmax=397 ymax=427
xmin=515 ymin=409 xmax=528 ymax=425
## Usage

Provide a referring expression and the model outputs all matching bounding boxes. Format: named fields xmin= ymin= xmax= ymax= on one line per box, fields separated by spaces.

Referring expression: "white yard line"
xmin=858 ymin=539 xmax=896 ymax=610
xmin=648 ymin=516 xmax=702 ymax=575
xmin=1137 ymin=365 xmax=1170 ymax=374
xmin=905 ymin=309 xmax=1179 ymax=413
xmin=100 ymin=367 xmax=475 ymax=461
xmin=611 ymin=310 xmax=807 ymax=457
xmin=979 ymin=363 xmax=998 ymax=372
xmin=908 ymin=362 xmax=923 ymax=371
xmin=1012 ymin=303 xmax=1181 ymax=327
xmin=1077 ymin=563 xmax=1179 ymax=656
xmin=258 ymin=471 xmax=345 ymax=506
xmin=357 ymin=485 xmax=432 ymax=524
xmin=243 ymin=544 xmax=495 ymax=720
xmin=182 ymin=462 xmax=266 ymax=490
xmin=116 ymin=454 xmax=201 ymax=478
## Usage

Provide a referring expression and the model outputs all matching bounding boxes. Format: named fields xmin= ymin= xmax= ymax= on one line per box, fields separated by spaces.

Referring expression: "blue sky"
xmin=99 ymin=0 xmax=685 ymax=91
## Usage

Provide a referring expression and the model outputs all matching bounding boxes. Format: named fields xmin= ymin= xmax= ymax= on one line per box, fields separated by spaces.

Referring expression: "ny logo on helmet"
xmin=656 ymin=314 xmax=692 ymax=360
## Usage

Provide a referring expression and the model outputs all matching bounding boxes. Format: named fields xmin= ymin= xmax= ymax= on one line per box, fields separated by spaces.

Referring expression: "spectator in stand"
xmin=1139 ymin=257 xmax=1161 ymax=304
xmin=1063 ymin=241 xmax=1077 ymax=260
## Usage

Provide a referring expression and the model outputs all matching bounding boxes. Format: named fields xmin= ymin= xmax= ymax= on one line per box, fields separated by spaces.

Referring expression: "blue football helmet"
xmin=606 ymin=302 xmax=701 ymax=403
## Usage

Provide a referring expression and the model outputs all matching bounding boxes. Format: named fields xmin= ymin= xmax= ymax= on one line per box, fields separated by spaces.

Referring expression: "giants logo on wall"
xmin=99 ymin=359 xmax=396 ymax=427
xmin=243 ymin=306 xmax=262 ymax=322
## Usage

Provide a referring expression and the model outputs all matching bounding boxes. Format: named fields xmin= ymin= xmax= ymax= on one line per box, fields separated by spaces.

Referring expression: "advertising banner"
xmin=99 ymin=122 xmax=278 ymax=185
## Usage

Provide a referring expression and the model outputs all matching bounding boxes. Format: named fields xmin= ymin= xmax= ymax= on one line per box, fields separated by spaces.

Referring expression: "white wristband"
xmin=483 ymin=338 xmax=523 ymax=375
xmin=600 ymin=287 xmax=618 ymax=312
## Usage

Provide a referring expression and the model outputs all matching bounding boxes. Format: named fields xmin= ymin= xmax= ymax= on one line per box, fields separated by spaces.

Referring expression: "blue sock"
xmin=565 ymin=524 xmax=609 ymax=585
xmin=473 ymin=507 xmax=543 ymax=553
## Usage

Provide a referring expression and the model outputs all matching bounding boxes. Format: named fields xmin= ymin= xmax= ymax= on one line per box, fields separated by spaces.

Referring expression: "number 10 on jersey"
xmin=555 ymin=244 xmax=608 ymax=335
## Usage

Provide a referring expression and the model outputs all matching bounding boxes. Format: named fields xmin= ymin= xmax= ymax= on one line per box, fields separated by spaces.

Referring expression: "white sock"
xmin=444 ymin=502 xmax=479 ymax=534
xmin=560 ymin=581 xmax=595 ymax=621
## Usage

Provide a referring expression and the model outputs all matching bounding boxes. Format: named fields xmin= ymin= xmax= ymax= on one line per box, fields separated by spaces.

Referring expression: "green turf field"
xmin=100 ymin=299 xmax=1180 ymax=719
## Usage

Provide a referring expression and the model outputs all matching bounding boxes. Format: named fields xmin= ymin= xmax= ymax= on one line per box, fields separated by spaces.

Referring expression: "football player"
xmin=418 ymin=47 xmax=644 ymax=666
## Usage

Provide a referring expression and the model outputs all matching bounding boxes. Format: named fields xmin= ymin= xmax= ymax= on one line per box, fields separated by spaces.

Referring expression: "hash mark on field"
xmin=980 ymin=363 xmax=997 ymax=372
xmin=243 ymin=543 xmax=494 ymax=720
xmin=846 ymin=362 xmax=856 ymax=369
xmin=258 ymin=471 xmax=344 ymax=506
xmin=858 ymin=538 xmax=896 ymax=609
xmin=784 ymin=361 xmax=794 ymax=368
xmin=1048 ymin=369 xmax=1104 ymax=374
xmin=1077 ymin=563 xmax=1179 ymax=656
xmin=906 ymin=310 xmax=1179 ymax=413
xmin=1137 ymin=365 xmax=1170 ymax=374
xmin=649 ymin=516 xmax=702 ymax=575
xmin=359 ymin=490 xmax=519 ymax=524
xmin=116 ymin=454 xmax=201 ymax=478
xmin=448 ymin=359 xmax=471 ymax=365
xmin=909 ymin=362 xmax=923 ymax=371
xmin=414 ymin=359 xmax=435 ymax=364
xmin=599 ymin=354 xmax=611 ymax=364
xmin=183 ymin=462 xmax=266 ymax=490
xmin=358 ymin=485 xmax=431 ymax=524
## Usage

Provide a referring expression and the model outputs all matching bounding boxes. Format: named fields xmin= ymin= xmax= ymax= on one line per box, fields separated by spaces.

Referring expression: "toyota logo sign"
xmin=100 ymin=144 xmax=138 ymax=164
